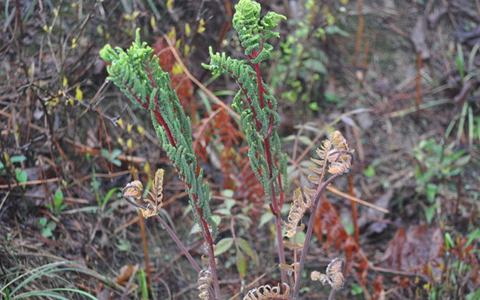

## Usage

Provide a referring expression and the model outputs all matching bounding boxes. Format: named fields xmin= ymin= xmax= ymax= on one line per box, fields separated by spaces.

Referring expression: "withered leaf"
xmin=122 ymin=180 xmax=143 ymax=199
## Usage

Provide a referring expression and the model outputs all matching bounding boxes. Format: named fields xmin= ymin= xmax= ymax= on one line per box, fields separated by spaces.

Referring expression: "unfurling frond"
xmin=243 ymin=283 xmax=290 ymax=300
xmin=101 ymin=29 xmax=218 ymax=236
xmin=309 ymin=131 xmax=353 ymax=184
xmin=152 ymin=169 xmax=164 ymax=204
xmin=139 ymin=168 xmax=165 ymax=218
xmin=122 ymin=169 xmax=165 ymax=218
xmin=197 ymin=269 xmax=212 ymax=300
xmin=307 ymin=139 xmax=331 ymax=184
xmin=122 ymin=180 xmax=143 ymax=199
xmin=327 ymin=131 xmax=352 ymax=175
xmin=311 ymin=258 xmax=345 ymax=291
xmin=285 ymin=188 xmax=310 ymax=238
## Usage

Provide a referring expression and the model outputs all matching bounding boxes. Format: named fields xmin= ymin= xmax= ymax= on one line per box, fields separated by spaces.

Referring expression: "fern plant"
xmin=203 ymin=0 xmax=290 ymax=283
xmin=100 ymin=0 xmax=354 ymax=299
xmin=100 ymin=31 xmax=221 ymax=298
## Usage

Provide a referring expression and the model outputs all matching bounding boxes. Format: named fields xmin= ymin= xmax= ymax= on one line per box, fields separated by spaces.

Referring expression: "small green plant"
xmin=37 ymin=217 xmax=57 ymax=238
xmin=422 ymin=230 xmax=480 ymax=299
xmin=414 ymin=139 xmax=470 ymax=223
xmin=101 ymin=148 xmax=122 ymax=166
xmin=269 ymin=0 xmax=349 ymax=112
xmin=14 ymin=168 xmax=28 ymax=187
xmin=0 ymin=154 xmax=26 ymax=175
xmin=100 ymin=0 xmax=354 ymax=299
xmin=448 ymin=42 xmax=480 ymax=149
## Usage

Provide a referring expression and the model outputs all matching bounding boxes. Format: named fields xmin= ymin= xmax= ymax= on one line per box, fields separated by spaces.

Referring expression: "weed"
xmin=413 ymin=139 xmax=470 ymax=223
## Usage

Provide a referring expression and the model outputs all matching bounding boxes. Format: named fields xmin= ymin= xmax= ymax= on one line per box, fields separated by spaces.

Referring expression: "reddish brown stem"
xmin=354 ymin=0 xmax=364 ymax=67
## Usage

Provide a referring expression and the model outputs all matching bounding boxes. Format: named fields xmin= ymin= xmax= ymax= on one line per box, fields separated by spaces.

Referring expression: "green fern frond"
xmin=233 ymin=0 xmax=286 ymax=63
xmin=100 ymin=29 xmax=217 ymax=239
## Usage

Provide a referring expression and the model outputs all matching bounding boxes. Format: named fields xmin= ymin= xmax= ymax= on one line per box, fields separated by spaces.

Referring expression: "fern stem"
xmin=292 ymin=174 xmax=342 ymax=298
xmin=253 ymin=61 xmax=288 ymax=284
xmin=152 ymin=214 xmax=201 ymax=273
xmin=153 ymin=110 xmax=176 ymax=146
xmin=176 ymin=171 xmax=220 ymax=299
xmin=229 ymin=70 xmax=262 ymax=131
xmin=121 ymin=81 xmax=149 ymax=110
xmin=254 ymin=63 xmax=265 ymax=108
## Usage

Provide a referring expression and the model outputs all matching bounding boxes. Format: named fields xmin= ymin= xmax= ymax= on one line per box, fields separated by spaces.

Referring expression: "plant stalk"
xmin=292 ymin=174 xmax=341 ymax=298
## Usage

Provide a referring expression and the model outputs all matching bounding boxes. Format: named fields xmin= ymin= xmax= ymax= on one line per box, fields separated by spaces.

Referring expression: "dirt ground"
xmin=1 ymin=0 xmax=479 ymax=299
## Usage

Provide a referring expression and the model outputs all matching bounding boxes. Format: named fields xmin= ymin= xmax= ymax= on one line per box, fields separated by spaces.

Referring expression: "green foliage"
xmin=101 ymin=148 xmax=122 ymax=166
xmin=414 ymin=139 xmax=470 ymax=223
xmin=0 ymin=262 xmax=101 ymax=299
xmin=14 ymin=167 xmax=27 ymax=187
xmin=269 ymin=1 xmax=348 ymax=110
xmin=423 ymin=230 xmax=479 ymax=299
xmin=456 ymin=43 xmax=465 ymax=80
xmin=0 ymin=155 xmax=26 ymax=176
xmin=38 ymin=217 xmax=57 ymax=238
xmin=203 ymin=0 xmax=288 ymax=204
xmin=137 ymin=269 xmax=149 ymax=299
xmin=414 ymin=139 xmax=469 ymax=188
xmin=214 ymin=236 xmax=258 ymax=277
xmin=100 ymin=29 xmax=217 ymax=239
xmin=232 ymin=0 xmax=286 ymax=63
xmin=53 ymin=188 xmax=65 ymax=213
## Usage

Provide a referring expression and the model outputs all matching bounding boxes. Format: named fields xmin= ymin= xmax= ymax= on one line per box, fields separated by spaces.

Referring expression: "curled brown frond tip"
xmin=122 ymin=169 xmax=165 ymax=218
xmin=122 ymin=180 xmax=143 ymax=199
xmin=309 ymin=131 xmax=353 ymax=182
xmin=243 ymin=283 xmax=290 ymax=300
xmin=284 ymin=188 xmax=309 ymax=238
xmin=311 ymin=257 xmax=345 ymax=291
xmin=198 ymin=269 xmax=213 ymax=300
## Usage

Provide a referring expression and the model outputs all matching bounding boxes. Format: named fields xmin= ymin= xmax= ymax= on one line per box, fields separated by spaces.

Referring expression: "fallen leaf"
xmin=381 ymin=225 xmax=443 ymax=277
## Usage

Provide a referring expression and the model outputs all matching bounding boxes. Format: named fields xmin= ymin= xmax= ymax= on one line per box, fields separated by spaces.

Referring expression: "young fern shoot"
xmin=100 ymin=31 xmax=221 ymax=298
xmin=285 ymin=131 xmax=354 ymax=298
xmin=203 ymin=0 xmax=289 ymax=283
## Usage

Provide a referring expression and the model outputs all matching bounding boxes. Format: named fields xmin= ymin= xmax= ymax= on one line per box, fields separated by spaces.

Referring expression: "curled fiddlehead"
xmin=243 ymin=283 xmax=290 ymax=300
xmin=198 ymin=268 xmax=213 ymax=300
xmin=311 ymin=257 xmax=345 ymax=291
xmin=284 ymin=188 xmax=310 ymax=238
xmin=122 ymin=169 xmax=165 ymax=218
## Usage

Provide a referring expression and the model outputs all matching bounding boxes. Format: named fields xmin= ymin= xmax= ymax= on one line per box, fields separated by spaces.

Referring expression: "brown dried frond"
xmin=285 ymin=188 xmax=309 ymax=238
xmin=123 ymin=169 xmax=165 ymax=218
xmin=311 ymin=258 xmax=345 ymax=291
xmin=243 ymin=283 xmax=290 ymax=300
xmin=279 ymin=262 xmax=300 ymax=276
xmin=122 ymin=180 xmax=143 ymax=199
xmin=152 ymin=168 xmax=164 ymax=203
xmin=283 ymin=240 xmax=304 ymax=250
xmin=302 ymin=186 xmax=317 ymax=204
xmin=327 ymin=131 xmax=353 ymax=175
xmin=308 ymin=139 xmax=331 ymax=184
xmin=328 ymin=159 xmax=352 ymax=175
xmin=197 ymin=269 xmax=212 ymax=300
xmin=309 ymin=131 xmax=353 ymax=180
